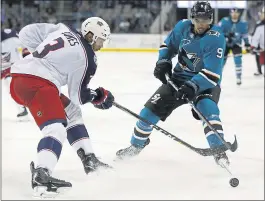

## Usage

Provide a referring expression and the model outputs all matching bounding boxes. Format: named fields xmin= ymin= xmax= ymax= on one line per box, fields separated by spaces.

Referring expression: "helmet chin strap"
xmin=85 ymin=32 xmax=98 ymax=45
xmin=91 ymin=35 xmax=98 ymax=45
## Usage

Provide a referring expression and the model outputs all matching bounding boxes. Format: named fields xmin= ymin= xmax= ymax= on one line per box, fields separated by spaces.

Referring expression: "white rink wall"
xmin=101 ymin=34 xmax=249 ymax=53
xmin=106 ymin=34 xmax=166 ymax=49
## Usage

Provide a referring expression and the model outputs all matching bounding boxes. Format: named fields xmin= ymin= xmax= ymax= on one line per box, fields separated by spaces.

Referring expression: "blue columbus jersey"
xmin=218 ymin=17 xmax=249 ymax=47
xmin=159 ymin=19 xmax=226 ymax=92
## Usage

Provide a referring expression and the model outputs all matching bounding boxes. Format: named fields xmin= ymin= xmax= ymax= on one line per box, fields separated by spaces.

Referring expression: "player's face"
xmin=193 ymin=17 xmax=211 ymax=34
xmin=85 ymin=33 xmax=106 ymax=51
xmin=230 ymin=11 xmax=240 ymax=21
xmin=92 ymin=37 xmax=105 ymax=51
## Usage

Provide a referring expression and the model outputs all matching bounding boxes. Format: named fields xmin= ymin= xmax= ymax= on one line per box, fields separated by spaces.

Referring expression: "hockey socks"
xmin=37 ymin=123 xmax=66 ymax=173
xmin=67 ymin=124 xmax=94 ymax=154
xmin=204 ymin=120 xmax=224 ymax=148
xmin=130 ymin=107 xmax=160 ymax=147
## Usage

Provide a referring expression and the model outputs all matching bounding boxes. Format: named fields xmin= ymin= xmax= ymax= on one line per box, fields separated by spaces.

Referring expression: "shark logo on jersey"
xmin=186 ymin=52 xmax=200 ymax=67
xmin=182 ymin=39 xmax=191 ymax=46
xmin=181 ymin=48 xmax=201 ymax=71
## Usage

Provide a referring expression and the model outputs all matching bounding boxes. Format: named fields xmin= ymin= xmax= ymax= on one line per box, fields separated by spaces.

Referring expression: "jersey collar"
xmin=191 ymin=24 xmax=213 ymax=37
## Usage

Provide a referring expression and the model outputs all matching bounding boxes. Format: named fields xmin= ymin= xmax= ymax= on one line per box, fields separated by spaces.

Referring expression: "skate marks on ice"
xmin=2 ymin=145 xmax=263 ymax=200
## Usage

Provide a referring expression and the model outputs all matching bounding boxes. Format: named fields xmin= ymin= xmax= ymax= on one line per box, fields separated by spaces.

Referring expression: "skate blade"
xmin=32 ymin=186 xmax=71 ymax=199
xmin=89 ymin=165 xmax=114 ymax=175
xmin=113 ymin=157 xmax=122 ymax=162
xmin=114 ymin=155 xmax=128 ymax=162
xmin=114 ymin=153 xmax=137 ymax=162
xmin=17 ymin=116 xmax=30 ymax=122
xmin=217 ymin=158 xmax=230 ymax=168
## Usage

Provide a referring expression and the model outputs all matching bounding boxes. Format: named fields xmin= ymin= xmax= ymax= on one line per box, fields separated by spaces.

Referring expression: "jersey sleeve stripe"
xmin=198 ymin=72 xmax=218 ymax=86
xmin=201 ymin=68 xmax=220 ymax=79
xmin=69 ymin=30 xmax=88 ymax=105
xmin=159 ymin=43 xmax=168 ymax=50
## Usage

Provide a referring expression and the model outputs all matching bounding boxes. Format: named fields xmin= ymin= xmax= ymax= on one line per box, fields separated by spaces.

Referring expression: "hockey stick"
xmin=113 ymin=101 xmax=233 ymax=156
xmin=165 ymin=75 xmax=238 ymax=153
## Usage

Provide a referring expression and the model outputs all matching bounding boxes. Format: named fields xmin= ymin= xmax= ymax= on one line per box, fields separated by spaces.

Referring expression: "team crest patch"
xmin=207 ymin=30 xmax=220 ymax=37
xmin=37 ymin=111 xmax=42 ymax=117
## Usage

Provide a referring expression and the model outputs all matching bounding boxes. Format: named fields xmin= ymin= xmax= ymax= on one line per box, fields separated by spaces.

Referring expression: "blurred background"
xmin=1 ymin=0 xmax=264 ymax=34
xmin=1 ymin=0 xmax=264 ymax=51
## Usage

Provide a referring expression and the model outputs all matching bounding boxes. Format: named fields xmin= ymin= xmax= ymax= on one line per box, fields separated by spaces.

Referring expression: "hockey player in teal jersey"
xmin=218 ymin=8 xmax=251 ymax=85
xmin=116 ymin=1 xmax=230 ymax=167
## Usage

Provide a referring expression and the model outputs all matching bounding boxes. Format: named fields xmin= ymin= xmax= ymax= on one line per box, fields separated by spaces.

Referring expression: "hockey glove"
xmin=1 ymin=67 xmax=11 ymax=79
xmin=244 ymin=43 xmax=251 ymax=53
xmin=250 ymin=46 xmax=260 ymax=55
xmin=154 ymin=59 xmax=172 ymax=84
xmin=22 ymin=48 xmax=30 ymax=58
xmin=175 ymin=81 xmax=198 ymax=102
xmin=1 ymin=52 xmax=12 ymax=79
xmin=92 ymin=87 xmax=114 ymax=110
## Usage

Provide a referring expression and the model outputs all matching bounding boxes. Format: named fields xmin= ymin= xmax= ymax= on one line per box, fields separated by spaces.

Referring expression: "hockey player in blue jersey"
xmin=116 ymin=1 xmax=230 ymax=167
xmin=218 ymin=8 xmax=251 ymax=85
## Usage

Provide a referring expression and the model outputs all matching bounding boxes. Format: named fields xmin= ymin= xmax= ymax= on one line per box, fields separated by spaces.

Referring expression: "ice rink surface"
xmin=2 ymin=53 xmax=264 ymax=200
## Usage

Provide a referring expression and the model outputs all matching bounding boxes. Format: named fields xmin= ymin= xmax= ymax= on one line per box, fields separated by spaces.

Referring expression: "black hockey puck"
xmin=229 ymin=178 xmax=239 ymax=187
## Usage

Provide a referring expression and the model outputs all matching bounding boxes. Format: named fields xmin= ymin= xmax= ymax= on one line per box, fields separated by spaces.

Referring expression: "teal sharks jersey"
xmin=218 ymin=17 xmax=249 ymax=47
xmin=159 ymin=19 xmax=226 ymax=92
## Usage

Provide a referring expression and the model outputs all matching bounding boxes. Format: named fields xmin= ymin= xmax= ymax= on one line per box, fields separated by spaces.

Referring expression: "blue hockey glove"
xmin=92 ymin=87 xmax=114 ymax=109
xmin=154 ymin=59 xmax=172 ymax=84
xmin=225 ymin=32 xmax=235 ymax=46
xmin=175 ymin=81 xmax=198 ymax=102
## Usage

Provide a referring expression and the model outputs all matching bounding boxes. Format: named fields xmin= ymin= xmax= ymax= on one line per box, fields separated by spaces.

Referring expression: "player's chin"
xmin=94 ymin=47 xmax=102 ymax=52
xmin=197 ymin=29 xmax=206 ymax=34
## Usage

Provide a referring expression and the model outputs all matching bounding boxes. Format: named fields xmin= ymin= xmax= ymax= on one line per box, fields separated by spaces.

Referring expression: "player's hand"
xmin=228 ymin=32 xmax=235 ymax=38
xmin=154 ymin=59 xmax=172 ymax=84
xmin=1 ymin=67 xmax=11 ymax=79
xmin=175 ymin=81 xmax=198 ymax=102
xmin=244 ymin=43 xmax=251 ymax=53
xmin=251 ymin=47 xmax=260 ymax=55
xmin=92 ymin=87 xmax=114 ymax=110
xmin=22 ymin=48 xmax=30 ymax=58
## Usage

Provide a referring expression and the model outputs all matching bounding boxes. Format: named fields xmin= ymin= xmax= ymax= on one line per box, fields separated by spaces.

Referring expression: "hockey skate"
xmin=17 ymin=106 xmax=29 ymax=121
xmin=214 ymin=152 xmax=230 ymax=168
xmin=30 ymin=162 xmax=72 ymax=198
xmin=254 ymin=72 xmax=263 ymax=76
xmin=236 ymin=78 xmax=242 ymax=85
xmin=77 ymin=148 xmax=112 ymax=174
xmin=116 ymin=138 xmax=150 ymax=160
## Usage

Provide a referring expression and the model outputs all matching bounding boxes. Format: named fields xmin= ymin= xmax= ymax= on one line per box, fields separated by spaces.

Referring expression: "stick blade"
xmin=229 ymin=135 xmax=238 ymax=152
xmin=195 ymin=135 xmax=238 ymax=156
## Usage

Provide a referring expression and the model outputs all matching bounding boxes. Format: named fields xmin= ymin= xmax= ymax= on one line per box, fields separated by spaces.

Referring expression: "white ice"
xmin=2 ymin=53 xmax=264 ymax=200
